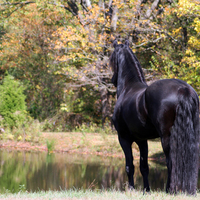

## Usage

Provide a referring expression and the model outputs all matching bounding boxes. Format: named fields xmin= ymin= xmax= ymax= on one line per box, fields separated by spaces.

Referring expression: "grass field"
xmin=0 ymin=189 xmax=199 ymax=200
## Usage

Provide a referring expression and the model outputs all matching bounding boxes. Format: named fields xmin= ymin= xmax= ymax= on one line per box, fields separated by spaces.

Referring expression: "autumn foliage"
xmin=0 ymin=0 xmax=199 ymax=130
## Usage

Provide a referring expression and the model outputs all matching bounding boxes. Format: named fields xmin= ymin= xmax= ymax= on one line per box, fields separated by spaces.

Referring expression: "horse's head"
xmin=110 ymin=40 xmax=129 ymax=87
xmin=110 ymin=39 xmax=146 ymax=89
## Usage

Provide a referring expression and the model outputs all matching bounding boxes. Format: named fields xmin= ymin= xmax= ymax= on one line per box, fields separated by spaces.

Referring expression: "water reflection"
xmin=0 ymin=150 xmax=199 ymax=193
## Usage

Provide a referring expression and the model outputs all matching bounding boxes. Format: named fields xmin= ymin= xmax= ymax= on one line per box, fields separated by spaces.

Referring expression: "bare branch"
xmin=134 ymin=36 xmax=166 ymax=48
xmin=5 ymin=7 xmax=19 ymax=18
xmin=0 ymin=1 xmax=35 ymax=6
xmin=1 ymin=1 xmax=35 ymax=18
xmin=132 ymin=27 xmax=180 ymax=44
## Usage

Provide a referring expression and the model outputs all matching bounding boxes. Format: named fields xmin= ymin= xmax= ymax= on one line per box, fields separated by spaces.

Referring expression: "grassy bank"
xmin=0 ymin=189 xmax=199 ymax=200
xmin=0 ymin=132 xmax=164 ymax=160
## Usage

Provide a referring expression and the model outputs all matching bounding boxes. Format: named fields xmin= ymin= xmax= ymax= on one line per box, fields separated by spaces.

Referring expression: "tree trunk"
xmin=110 ymin=6 xmax=118 ymax=32
xmin=85 ymin=0 xmax=91 ymax=8
xmin=145 ymin=0 xmax=160 ymax=19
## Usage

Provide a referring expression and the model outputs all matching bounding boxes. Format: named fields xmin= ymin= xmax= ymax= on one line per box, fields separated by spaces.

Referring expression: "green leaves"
xmin=0 ymin=74 xmax=27 ymax=128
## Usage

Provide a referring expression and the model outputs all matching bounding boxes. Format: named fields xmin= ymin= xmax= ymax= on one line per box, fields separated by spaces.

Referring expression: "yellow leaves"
xmin=185 ymin=49 xmax=194 ymax=56
xmin=172 ymin=27 xmax=182 ymax=37
xmin=180 ymin=47 xmax=200 ymax=86
xmin=171 ymin=0 xmax=200 ymax=73
xmin=60 ymin=103 xmax=70 ymax=112
xmin=177 ymin=0 xmax=200 ymax=16
xmin=182 ymin=52 xmax=200 ymax=68
xmin=169 ymin=74 xmax=175 ymax=79
xmin=52 ymin=7 xmax=108 ymax=66
xmin=82 ymin=87 xmax=86 ymax=91
xmin=98 ymin=16 xmax=105 ymax=24
xmin=178 ymin=0 xmax=195 ymax=11
xmin=188 ymin=36 xmax=200 ymax=49
xmin=194 ymin=18 xmax=200 ymax=34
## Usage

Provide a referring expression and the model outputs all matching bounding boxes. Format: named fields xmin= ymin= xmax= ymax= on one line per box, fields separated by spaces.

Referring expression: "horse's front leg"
xmin=136 ymin=140 xmax=150 ymax=193
xmin=118 ymin=135 xmax=135 ymax=190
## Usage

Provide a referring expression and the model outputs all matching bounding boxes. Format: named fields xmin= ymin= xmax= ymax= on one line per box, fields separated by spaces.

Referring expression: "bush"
xmin=0 ymin=74 xmax=27 ymax=128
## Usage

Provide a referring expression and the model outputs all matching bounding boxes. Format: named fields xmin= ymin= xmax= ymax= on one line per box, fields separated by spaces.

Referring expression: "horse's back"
xmin=146 ymin=79 xmax=197 ymax=108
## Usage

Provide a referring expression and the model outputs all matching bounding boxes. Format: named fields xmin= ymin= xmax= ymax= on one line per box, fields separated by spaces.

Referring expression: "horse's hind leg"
xmin=136 ymin=140 xmax=150 ymax=192
xmin=161 ymin=136 xmax=171 ymax=193
xmin=118 ymin=135 xmax=135 ymax=189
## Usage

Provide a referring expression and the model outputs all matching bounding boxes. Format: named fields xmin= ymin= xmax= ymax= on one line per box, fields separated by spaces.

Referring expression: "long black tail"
xmin=170 ymin=87 xmax=199 ymax=194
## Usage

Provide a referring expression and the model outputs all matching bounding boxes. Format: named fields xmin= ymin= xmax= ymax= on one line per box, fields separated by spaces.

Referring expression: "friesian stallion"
xmin=110 ymin=39 xmax=199 ymax=194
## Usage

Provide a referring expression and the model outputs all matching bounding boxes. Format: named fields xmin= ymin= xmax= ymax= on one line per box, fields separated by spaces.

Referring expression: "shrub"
xmin=0 ymin=74 xmax=27 ymax=128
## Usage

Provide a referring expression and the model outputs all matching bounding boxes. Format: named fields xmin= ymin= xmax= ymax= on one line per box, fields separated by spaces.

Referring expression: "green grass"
xmin=0 ymin=189 xmax=199 ymax=200
xmin=46 ymin=139 xmax=55 ymax=153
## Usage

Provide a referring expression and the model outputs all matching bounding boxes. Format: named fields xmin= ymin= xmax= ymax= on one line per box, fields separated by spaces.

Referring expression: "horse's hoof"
xmin=129 ymin=186 xmax=135 ymax=191
xmin=143 ymin=188 xmax=151 ymax=195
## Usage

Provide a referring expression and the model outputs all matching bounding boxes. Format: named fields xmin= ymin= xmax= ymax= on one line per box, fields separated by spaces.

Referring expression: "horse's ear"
xmin=113 ymin=39 xmax=118 ymax=48
xmin=125 ymin=40 xmax=129 ymax=47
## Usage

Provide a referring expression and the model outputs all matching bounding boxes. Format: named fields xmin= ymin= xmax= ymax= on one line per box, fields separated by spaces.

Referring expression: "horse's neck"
xmin=116 ymin=62 xmax=147 ymax=97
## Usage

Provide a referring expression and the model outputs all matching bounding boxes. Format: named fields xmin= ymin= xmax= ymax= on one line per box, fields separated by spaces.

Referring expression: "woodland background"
xmin=0 ymin=0 xmax=199 ymax=135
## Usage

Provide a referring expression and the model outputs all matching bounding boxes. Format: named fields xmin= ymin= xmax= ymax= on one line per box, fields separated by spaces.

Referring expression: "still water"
xmin=0 ymin=149 xmax=199 ymax=193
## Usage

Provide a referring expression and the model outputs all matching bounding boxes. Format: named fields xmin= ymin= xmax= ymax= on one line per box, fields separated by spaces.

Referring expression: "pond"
xmin=0 ymin=149 xmax=199 ymax=193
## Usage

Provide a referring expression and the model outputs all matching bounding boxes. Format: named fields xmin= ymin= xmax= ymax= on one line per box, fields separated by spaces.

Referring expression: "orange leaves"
xmin=0 ymin=3 xmax=58 ymax=70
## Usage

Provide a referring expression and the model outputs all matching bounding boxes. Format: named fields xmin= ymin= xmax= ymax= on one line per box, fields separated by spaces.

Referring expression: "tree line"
xmin=0 ymin=0 xmax=199 ymax=131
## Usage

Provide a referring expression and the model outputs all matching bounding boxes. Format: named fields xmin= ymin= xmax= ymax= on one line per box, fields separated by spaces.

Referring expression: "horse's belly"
xmin=128 ymin=121 xmax=159 ymax=140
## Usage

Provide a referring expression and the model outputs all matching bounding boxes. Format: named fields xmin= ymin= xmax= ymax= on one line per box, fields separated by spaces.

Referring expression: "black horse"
xmin=110 ymin=40 xmax=199 ymax=194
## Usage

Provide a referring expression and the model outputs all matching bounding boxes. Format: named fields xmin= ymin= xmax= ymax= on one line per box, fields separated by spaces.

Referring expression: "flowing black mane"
xmin=110 ymin=40 xmax=146 ymax=88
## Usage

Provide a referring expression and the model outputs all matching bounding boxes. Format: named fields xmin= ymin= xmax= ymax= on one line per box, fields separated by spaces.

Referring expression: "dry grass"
xmin=0 ymin=132 xmax=164 ymax=160
xmin=0 ymin=189 xmax=199 ymax=200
